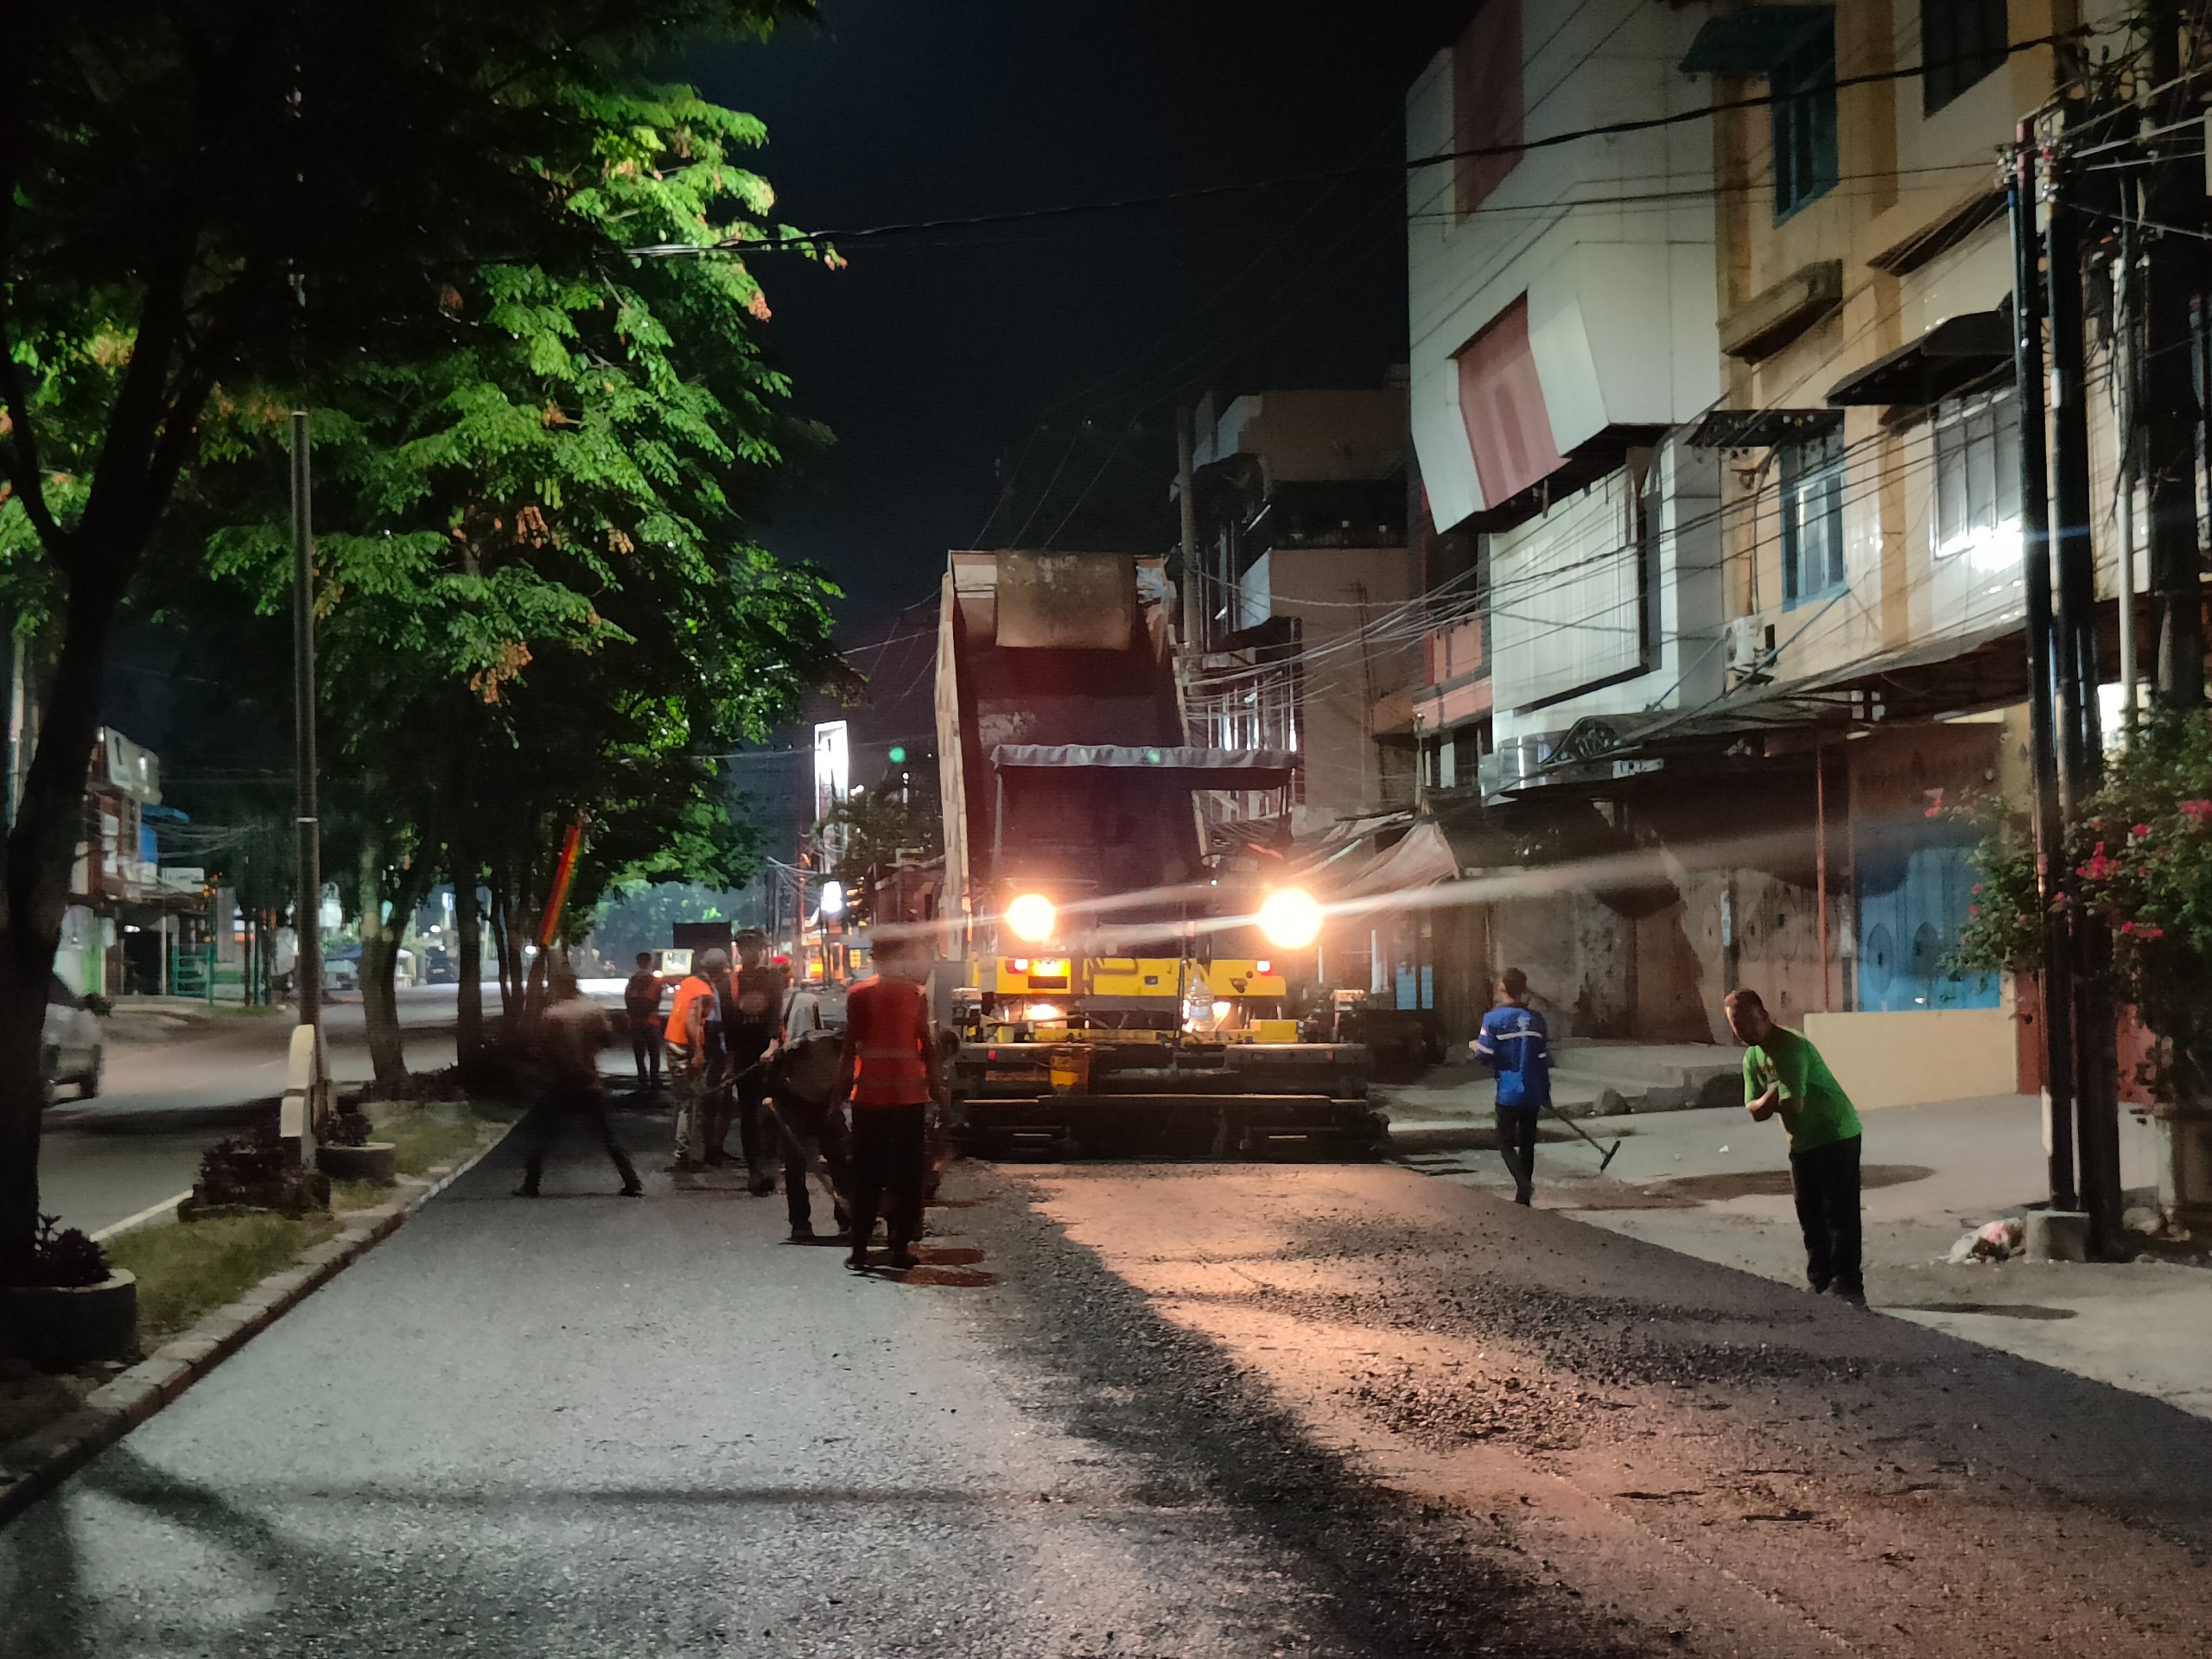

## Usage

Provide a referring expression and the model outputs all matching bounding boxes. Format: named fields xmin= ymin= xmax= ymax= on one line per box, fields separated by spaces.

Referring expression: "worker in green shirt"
xmin=1724 ymin=988 xmax=1865 ymax=1306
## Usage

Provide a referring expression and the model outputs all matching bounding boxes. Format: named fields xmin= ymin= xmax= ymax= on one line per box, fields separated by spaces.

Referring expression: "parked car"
xmin=43 ymin=974 xmax=105 ymax=1104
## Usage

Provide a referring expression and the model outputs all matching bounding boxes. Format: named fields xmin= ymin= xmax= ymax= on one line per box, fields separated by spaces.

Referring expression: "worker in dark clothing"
xmin=514 ymin=967 xmax=641 ymax=1198
xmin=719 ymin=931 xmax=786 ymax=1196
xmin=763 ymin=1021 xmax=851 ymax=1243
xmin=623 ymin=951 xmax=664 ymax=1093
xmin=838 ymin=931 xmax=944 ymax=1271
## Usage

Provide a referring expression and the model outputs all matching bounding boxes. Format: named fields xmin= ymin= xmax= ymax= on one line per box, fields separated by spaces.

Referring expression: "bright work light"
xmin=1005 ymin=892 xmax=1057 ymax=943
xmin=820 ymin=880 xmax=847 ymax=917
xmin=1256 ymin=887 xmax=1323 ymax=949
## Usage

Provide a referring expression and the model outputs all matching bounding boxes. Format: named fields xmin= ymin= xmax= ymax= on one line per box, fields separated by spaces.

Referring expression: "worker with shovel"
xmin=1471 ymin=967 xmax=1549 ymax=1205
xmin=757 ymin=1015 xmax=852 ymax=1244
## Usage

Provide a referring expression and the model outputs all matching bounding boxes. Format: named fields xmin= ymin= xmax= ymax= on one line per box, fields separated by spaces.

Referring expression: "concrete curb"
xmin=0 ymin=1113 xmax=518 ymax=1529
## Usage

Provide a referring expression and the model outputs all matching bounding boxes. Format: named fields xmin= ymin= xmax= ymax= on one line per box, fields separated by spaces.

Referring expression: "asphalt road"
xmin=10 ymin=1132 xmax=2212 ymax=1655
xmin=0 ymin=1115 xmax=1626 ymax=1659
xmin=38 ymin=986 xmax=653 ymax=1236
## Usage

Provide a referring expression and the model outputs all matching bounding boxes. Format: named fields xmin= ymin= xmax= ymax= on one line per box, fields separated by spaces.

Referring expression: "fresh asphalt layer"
xmin=0 ymin=1109 xmax=1636 ymax=1659
xmin=13 ymin=1109 xmax=2212 ymax=1656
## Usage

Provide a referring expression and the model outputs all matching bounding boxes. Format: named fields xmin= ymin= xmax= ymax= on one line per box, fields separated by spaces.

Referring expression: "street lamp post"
xmin=287 ymin=411 xmax=324 ymax=1160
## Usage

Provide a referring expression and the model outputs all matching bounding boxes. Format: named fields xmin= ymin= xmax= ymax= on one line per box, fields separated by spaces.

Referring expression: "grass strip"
xmin=378 ymin=1109 xmax=487 ymax=1177
xmin=105 ymin=1212 xmax=340 ymax=1348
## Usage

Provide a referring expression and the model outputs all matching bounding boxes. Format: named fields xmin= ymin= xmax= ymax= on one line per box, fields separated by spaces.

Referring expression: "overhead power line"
xmin=630 ymin=33 xmax=2071 ymax=259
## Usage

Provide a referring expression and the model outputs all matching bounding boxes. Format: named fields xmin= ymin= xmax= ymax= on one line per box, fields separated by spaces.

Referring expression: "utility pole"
xmin=2044 ymin=143 xmax=2126 ymax=1255
xmin=1176 ymin=405 xmax=1201 ymax=655
xmin=2143 ymin=0 xmax=2203 ymax=709
xmin=2009 ymin=130 xmax=2079 ymax=1214
xmin=290 ymin=411 xmax=324 ymax=1148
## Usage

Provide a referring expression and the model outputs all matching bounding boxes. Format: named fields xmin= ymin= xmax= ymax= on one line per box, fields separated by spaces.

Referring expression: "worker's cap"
xmin=698 ymin=948 xmax=731 ymax=971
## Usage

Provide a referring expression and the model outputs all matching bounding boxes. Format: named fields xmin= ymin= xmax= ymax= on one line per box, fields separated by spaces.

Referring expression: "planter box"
xmin=317 ymin=1141 xmax=397 ymax=1184
xmin=0 ymin=1271 xmax=138 ymax=1366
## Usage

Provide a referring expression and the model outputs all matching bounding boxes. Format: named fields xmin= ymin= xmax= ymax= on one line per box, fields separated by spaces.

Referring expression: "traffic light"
xmin=887 ymin=745 xmax=906 ymax=764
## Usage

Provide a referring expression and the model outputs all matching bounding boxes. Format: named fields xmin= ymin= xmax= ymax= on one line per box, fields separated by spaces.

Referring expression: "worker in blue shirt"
xmin=1471 ymin=967 xmax=1548 ymax=1205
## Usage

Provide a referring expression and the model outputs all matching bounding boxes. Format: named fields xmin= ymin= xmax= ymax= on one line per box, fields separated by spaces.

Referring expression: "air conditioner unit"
xmin=1726 ymin=615 xmax=1777 ymax=684
xmin=1484 ymin=732 xmax=1565 ymax=792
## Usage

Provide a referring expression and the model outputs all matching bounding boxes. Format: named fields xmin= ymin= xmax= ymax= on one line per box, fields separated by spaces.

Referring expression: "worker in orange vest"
xmin=663 ymin=949 xmax=723 ymax=1169
xmin=837 ymin=930 xmax=944 ymax=1272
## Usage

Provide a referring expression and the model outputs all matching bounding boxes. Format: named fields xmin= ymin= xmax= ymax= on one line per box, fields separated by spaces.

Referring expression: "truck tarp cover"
xmin=990 ymin=744 xmax=1298 ymax=785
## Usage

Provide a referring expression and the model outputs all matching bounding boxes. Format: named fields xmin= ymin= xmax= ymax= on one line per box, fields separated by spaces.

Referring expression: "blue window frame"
xmin=1771 ymin=18 xmax=1839 ymax=220
xmin=1781 ymin=429 xmax=1846 ymax=607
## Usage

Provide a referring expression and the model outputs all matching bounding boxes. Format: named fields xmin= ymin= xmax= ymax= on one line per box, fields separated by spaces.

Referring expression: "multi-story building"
xmin=1395 ymin=0 xmax=2131 ymax=1098
xmin=1182 ymin=387 xmax=1417 ymax=830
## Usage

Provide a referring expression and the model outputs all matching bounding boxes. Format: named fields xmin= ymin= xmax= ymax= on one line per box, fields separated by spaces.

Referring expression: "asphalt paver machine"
xmin=933 ymin=550 xmax=1381 ymax=1158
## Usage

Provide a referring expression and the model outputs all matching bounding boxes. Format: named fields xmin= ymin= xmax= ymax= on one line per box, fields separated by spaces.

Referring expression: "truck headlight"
xmin=1005 ymin=892 xmax=1057 ymax=943
xmin=1256 ymin=887 xmax=1323 ymax=949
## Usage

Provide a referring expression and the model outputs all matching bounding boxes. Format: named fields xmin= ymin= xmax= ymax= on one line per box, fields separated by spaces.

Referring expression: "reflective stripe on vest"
xmin=849 ymin=977 xmax=929 ymax=1105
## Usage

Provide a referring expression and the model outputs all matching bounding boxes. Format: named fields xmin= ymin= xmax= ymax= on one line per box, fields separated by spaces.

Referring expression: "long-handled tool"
xmin=1542 ymin=1099 xmax=1624 ymax=1171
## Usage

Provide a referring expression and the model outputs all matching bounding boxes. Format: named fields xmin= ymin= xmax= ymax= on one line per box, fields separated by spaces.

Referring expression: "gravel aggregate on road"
xmin=1032 ymin=1162 xmax=2212 ymax=1658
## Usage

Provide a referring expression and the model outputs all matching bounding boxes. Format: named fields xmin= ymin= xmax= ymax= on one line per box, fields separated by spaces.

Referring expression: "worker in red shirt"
xmin=837 ymin=930 xmax=944 ymax=1272
xmin=623 ymin=951 xmax=664 ymax=1094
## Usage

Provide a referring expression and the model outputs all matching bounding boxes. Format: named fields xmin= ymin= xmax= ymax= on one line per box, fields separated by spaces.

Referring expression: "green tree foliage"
xmin=591 ymin=881 xmax=752 ymax=963
xmin=0 ymin=0 xmax=822 ymax=1267
xmin=814 ymin=767 xmax=942 ymax=925
xmin=191 ymin=86 xmax=842 ymax=1073
xmin=1957 ymin=713 xmax=2212 ymax=1103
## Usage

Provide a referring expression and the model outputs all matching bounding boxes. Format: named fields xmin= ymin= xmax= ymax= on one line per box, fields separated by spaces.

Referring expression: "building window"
xmin=1452 ymin=1 xmax=1523 ymax=215
xmin=1923 ymin=0 xmax=2008 ymax=116
xmin=1932 ymin=389 xmax=2022 ymax=561
xmin=1781 ymin=429 xmax=1846 ymax=607
xmin=1771 ymin=17 xmax=1838 ymax=221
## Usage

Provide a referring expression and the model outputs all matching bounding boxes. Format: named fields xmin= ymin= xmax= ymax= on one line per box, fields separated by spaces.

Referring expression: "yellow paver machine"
xmin=933 ymin=550 xmax=1382 ymax=1157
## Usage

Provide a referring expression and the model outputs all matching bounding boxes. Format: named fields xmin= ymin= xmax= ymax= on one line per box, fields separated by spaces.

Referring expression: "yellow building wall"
xmin=1802 ymin=1001 xmax=2018 ymax=1109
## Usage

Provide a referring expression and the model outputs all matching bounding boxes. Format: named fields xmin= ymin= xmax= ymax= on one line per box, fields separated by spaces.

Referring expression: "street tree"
xmin=183 ymin=91 xmax=842 ymax=1082
xmin=0 ymin=0 xmax=817 ymax=1274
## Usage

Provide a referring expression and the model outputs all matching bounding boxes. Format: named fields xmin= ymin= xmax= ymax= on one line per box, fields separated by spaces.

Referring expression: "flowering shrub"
xmin=1955 ymin=713 xmax=2212 ymax=1102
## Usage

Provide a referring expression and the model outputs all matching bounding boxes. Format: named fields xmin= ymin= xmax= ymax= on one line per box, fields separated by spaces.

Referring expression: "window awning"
xmin=1680 ymin=6 xmax=1833 ymax=75
xmin=1329 ymin=821 xmax=1463 ymax=902
xmin=990 ymin=743 xmax=1299 ymax=785
xmin=1826 ymin=310 xmax=2012 ymax=407
xmin=1686 ymin=407 xmax=1843 ymax=448
xmin=1499 ymin=617 xmax=2028 ymax=793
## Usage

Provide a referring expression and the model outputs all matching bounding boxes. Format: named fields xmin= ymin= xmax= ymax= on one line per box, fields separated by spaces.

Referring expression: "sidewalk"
xmin=1389 ymin=1088 xmax=2212 ymax=1418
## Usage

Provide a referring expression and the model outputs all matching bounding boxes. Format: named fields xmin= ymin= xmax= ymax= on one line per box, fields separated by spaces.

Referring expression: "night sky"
xmin=690 ymin=0 xmax=1470 ymax=652
xmin=107 ymin=3 xmax=1472 ymax=849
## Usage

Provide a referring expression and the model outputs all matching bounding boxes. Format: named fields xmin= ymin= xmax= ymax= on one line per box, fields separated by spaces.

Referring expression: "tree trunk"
xmin=356 ymin=829 xmax=408 ymax=1088
xmin=488 ymin=877 xmax=516 ymax=1029
xmin=0 ymin=582 xmax=120 ymax=1276
xmin=454 ymin=844 xmax=483 ymax=1058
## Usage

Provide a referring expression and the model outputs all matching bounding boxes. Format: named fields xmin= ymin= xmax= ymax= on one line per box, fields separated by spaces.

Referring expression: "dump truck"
xmin=933 ymin=550 xmax=1381 ymax=1157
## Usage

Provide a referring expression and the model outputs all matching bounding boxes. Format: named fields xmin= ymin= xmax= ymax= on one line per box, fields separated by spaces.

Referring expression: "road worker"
xmin=663 ymin=950 xmax=722 ymax=1171
xmin=720 ymin=931 xmax=787 ymax=1196
xmin=836 ymin=929 xmax=944 ymax=1272
xmin=513 ymin=965 xmax=641 ymax=1198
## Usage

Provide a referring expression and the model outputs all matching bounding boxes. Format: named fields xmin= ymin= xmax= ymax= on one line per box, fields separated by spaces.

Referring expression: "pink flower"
xmin=2182 ymin=799 xmax=2212 ymax=828
xmin=2141 ymin=925 xmax=2166 ymax=940
xmin=2121 ymin=921 xmax=2136 ymax=935
xmin=2133 ymin=823 xmax=2153 ymax=840
xmin=1972 ymin=884 xmax=1983 ymax=895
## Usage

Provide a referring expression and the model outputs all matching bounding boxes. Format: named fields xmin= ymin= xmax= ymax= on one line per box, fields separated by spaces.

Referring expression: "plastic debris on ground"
xmin=1947 ymin=1217 xmax=2024 ymax=1264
